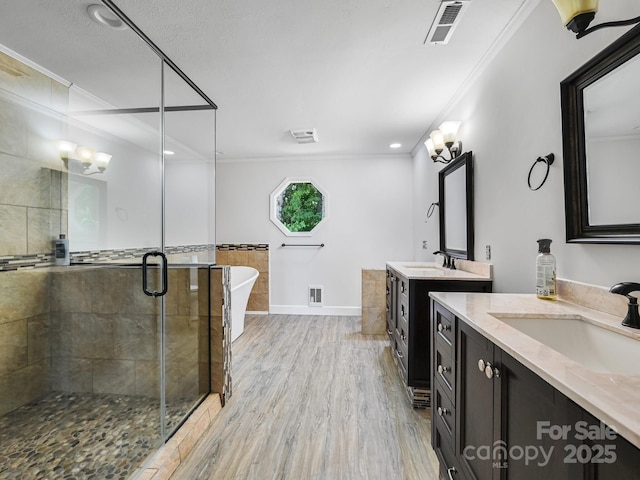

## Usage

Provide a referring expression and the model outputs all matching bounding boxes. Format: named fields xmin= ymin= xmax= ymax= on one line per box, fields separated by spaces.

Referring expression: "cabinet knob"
xmin=483 ymin=362 xmax=500 ymax=379
xmin=478 ymin=359 xmax=486 ymax=372
xmin=437 ymin=323 xmax=450 ymax=333
xmin=437 ymin=406 xmax=449 ymax=417
xmin=396 ymin=350 xmax=404 ymax=359
xmin=387 ymin=329 xmax=392 ymax=335
xmin=401 ymin=333 xmax=406 ymax=341
xmin=447 ymin=467 xmax=457 ymax=480
xmin=437 ymin=364 xmax=450 ymax=374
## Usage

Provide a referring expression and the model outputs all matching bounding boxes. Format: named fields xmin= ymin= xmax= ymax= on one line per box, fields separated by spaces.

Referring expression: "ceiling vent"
xmin=290 ymin=128 xmax=319 ymax=144
xmin=424 ymin=0 xmax=470 ymax=45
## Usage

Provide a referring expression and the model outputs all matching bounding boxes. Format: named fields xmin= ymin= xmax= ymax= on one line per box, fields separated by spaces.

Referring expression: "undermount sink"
xmin=490 ymin=314 xmax=640 ymax=375
xmin=401 ymin=264 xmax=443 ymax=273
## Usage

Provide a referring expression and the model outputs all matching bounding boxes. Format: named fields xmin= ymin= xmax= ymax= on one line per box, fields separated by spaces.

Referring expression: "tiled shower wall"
xmin=0 ymin=265 xmax=230 ymax=417
xmin=49 ymin=266 xmax=210 ymax=400
xmin=0 ymin=50 xmax=69 ymax=263
xmin=0 ymin=269 xmax=50 ymax=416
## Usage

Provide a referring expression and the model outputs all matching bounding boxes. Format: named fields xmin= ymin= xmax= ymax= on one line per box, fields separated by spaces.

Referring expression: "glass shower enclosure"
xmin=0 ymin=1 xmax=218 ymax=478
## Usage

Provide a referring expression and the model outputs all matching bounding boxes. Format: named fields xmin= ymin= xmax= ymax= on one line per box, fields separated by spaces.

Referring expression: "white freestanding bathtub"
xmin=229 ymin=266 xmax=259 ymax=342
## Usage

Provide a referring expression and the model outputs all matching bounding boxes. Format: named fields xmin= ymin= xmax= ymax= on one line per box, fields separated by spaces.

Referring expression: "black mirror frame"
xmin=560 ymin=23 xmax=640 ymax=244
xmin=439 ymin=151 xmax=474 ymax=260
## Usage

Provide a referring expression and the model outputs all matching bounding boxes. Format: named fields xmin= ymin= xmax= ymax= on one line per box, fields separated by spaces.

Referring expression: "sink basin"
xmin=490 ymin=315 xmax=640 ymax=375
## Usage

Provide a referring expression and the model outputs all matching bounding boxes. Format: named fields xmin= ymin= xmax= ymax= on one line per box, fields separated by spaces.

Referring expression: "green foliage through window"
xmin=278 ymin=182 xmax=324 ymax=232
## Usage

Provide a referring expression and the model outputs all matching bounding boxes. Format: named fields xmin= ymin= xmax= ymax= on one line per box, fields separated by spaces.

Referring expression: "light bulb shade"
xmin=75 ymin=146 xmax=95 ymax=166
xmin=429 ymin=129 xmax=445 ymax=152
xmin=94 ymin=152 xmax=112 ymax=171
xmin=551 ymin=0 xmax=598 ymax=27
xmin=55 ymin=140 xmax=77 ymax=158
xmin=439 ymin=121 xmax=461 ymax=145
xmin=424 ymin=138 xmax=438 ymax=159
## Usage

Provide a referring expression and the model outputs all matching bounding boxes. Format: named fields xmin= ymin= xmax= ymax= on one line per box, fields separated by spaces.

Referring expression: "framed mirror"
xmin=269 ymin=177 xmax=328 ymax=236
xmin=560 ymin=23 xmax=640 ymax=244
xmin=439 ymin=151 xmax=474 ymax=260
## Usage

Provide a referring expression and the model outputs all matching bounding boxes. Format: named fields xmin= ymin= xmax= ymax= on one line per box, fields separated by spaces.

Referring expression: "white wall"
xmin=216 ymin=154 xmax=413 ymax=313
xmin=413 ymin=0 xmax=640 ymax=293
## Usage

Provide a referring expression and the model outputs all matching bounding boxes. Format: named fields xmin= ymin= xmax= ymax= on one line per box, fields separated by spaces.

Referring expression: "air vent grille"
xmin=424 ymin=0 xmax=470 ymax=45
xmin=309 ymin=285 xmax=323 ymax=306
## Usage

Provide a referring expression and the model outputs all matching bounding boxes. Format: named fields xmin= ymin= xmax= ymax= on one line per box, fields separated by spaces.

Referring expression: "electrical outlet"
xmin=422 ymin=240 xmax=428 ymax=250
xmin=486 ymin=245 xmax=491 ymax=260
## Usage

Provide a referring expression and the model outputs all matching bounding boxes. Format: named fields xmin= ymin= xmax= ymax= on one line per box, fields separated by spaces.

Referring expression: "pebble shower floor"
xmin=0 ymin=392 xmax=193 ymax=479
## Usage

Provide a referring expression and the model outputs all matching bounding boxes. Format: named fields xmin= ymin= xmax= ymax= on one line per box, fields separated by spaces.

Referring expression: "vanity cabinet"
xmin=431 ymin=300 xmax=640 ymax=480
xmin=386 ymin=267 xmax=491 ymax=407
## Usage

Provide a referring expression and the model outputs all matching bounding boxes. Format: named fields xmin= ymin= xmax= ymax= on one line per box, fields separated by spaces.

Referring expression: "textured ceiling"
xmin=0 ymin=0 xmax=530 ymax=159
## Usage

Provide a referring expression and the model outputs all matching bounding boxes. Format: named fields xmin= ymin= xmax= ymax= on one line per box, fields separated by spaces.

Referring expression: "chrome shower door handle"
xmin=142 ymin=251 xmax=168 ymax=297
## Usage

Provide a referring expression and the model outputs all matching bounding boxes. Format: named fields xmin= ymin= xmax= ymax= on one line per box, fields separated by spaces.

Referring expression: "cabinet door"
xmin=497 ymin=350 xmax=583 ymax=480
xmin=581 ymin=410 xmax=640 ymax=480
xmin=457 ymin=321 xmax=499 ymax=480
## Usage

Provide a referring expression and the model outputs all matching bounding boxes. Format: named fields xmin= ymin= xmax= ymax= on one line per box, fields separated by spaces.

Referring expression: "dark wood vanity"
xmin=385 ymin=263 xmax=492 ymax=407
xmin=430 ymin=297 xmax=640 ymax=480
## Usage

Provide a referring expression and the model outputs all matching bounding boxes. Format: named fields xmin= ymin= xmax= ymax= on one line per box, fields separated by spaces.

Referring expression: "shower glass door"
xmin=63 ymin=19 xmax=169 ymax=466
xmin=161 ymin=62 xmax=217 ymax=436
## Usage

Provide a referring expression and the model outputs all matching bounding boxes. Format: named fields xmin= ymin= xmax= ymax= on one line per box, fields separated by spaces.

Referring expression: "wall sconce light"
xmin=56 ymin=141 xmax=112 ymax=175
xmin=424 ymin=121 xmax=463 ymax=164
xmin=551 ymin=0 xmax=640 ymax=39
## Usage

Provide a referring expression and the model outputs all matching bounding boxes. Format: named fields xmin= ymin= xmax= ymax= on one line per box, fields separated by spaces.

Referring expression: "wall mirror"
xmin=439 ymin=151 xmax=474 ymax=260
xmin=270 ymin=177 xmax=328 ymax=236
xmin=561 ymin=23 xmax=640 ymax=244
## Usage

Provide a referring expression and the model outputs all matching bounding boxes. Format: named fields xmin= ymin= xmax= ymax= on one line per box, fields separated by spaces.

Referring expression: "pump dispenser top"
xmin=536 ymin=238 xmax=556 ymax=300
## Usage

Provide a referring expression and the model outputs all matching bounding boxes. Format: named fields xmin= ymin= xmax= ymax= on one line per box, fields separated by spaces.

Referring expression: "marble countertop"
xmin=386 ymin=261 xmax=492 ymax=281
xmin=429 ymin=291 xmax=640 ymax=449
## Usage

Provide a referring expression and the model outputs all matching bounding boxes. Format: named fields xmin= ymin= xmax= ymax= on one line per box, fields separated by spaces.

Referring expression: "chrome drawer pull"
xmin=447 ymin=467 xmax=457 ymax=479
xmin=437 ymin=406 xmax=449 ymax=416
xmin=437 ymin=364 xmax=450 ymax=374
xmin=437 ymin=323 xmax=451 ymax=333
xmin=397 ymin=350 xmax=404 ymax=359
xmin=387 ymin=329 xmax=393 ymax=335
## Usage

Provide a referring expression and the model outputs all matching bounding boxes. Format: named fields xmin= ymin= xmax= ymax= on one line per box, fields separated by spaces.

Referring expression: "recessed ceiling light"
xmin=389 ymin=143 xmax=402 ymax=149
xmin=87 ymin=4 xmax=127 ymax=30
xmin=163 ymin=150 xmax=175 ymax=155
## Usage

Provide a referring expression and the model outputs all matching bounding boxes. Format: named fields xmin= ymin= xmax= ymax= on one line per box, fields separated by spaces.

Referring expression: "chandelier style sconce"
xmin=551 ymin=0 xmax=640 ymax=39
xmin=424 ymin=121 xmax=463 ymax=164
xmin=56 ymin=140 xmax=112 ymax=175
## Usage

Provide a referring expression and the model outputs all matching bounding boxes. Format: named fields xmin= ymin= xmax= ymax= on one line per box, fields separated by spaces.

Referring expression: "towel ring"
xmin=528 ymin=153 xmax=555 ymax=191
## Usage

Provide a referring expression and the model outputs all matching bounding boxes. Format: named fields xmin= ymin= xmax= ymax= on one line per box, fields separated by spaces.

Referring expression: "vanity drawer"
xmin=396 ymin=313 xmax=408 ymax=350
xmin=394 ymin=335 xmax=409 ymax=379
xmin=435 ymin=346 xmax=455 ymax=401
xmin=434 ymin=432 xmax=463 ymax=480
xmin=433 ymin=384 xmax=456 ymax=446
xmin=434 ymin=302 xmax=455 ymax=355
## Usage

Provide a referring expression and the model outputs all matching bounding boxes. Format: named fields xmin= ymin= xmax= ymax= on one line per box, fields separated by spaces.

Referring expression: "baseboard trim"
xmin=269 ymin=305 xmax=361 ymax=316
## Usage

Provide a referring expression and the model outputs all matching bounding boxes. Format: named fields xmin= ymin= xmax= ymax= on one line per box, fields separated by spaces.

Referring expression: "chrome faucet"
xmin=609 ymin=282 xmax=640 ymax=329
xmin=433 ymin=250 xmax=456 ymax=270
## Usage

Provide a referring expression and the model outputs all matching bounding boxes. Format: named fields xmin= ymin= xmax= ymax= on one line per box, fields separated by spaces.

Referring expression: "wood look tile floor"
xmin=171 ymin=314 xmax=440 ymax=480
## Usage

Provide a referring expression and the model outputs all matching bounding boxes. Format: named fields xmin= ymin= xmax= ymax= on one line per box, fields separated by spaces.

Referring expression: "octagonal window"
xmin=270 ymin=177 xmax=328 ymax=236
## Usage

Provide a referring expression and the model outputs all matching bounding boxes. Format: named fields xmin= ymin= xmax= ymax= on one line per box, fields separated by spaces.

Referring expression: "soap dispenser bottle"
xmin=536 ymin=239 xmax=556 ymax=300
xmin=54 ymin=234 xmax=70 ymax=266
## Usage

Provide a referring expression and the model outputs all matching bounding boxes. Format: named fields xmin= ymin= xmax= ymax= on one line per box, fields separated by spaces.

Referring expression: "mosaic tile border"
xmin=0 ymin=245 xmax=216 ymax=272
xmin=0 ymin=244 xmax=269 ymax=272
xmin=216 ymin=244 xmax=269 ymax=251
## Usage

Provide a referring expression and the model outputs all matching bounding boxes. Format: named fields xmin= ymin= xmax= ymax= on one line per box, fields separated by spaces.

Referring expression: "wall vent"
xmin=290 ymin=128 xmax=319 ymax=144
xmin=424 ymin=1 xmax=470 ymax=45
xmin=309 ymin=285 xmax=324 ymax=306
